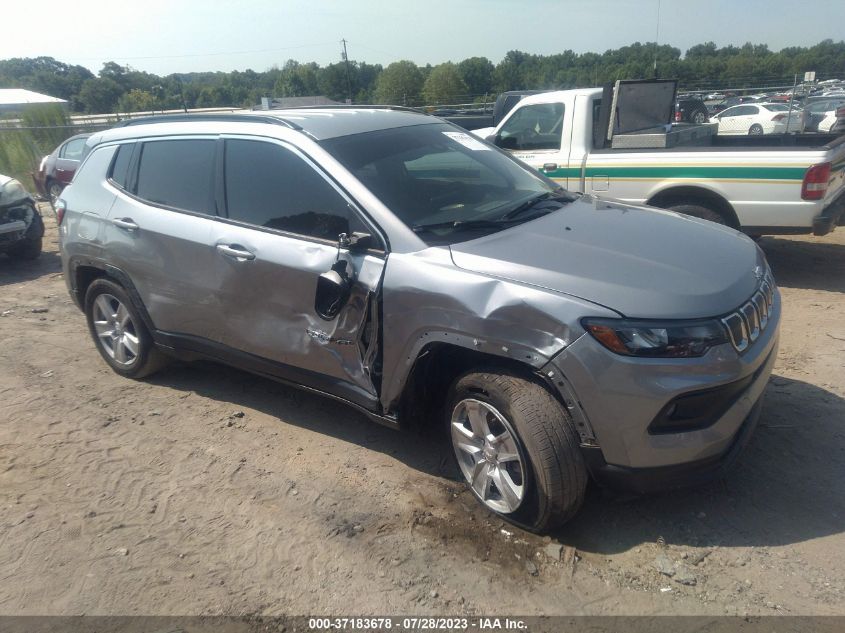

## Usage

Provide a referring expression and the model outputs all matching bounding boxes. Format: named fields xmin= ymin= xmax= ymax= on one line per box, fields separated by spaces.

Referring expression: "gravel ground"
xmin=0 ymin=206 xmax=843 ymax=616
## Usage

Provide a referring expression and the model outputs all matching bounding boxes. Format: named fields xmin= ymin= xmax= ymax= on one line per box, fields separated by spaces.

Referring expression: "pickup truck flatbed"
xmin=473 ymin=87 xmax=845 ymax=236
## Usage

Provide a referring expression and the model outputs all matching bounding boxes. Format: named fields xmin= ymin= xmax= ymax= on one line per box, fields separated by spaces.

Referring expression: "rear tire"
xmin=84 ymin=278 xmax=167 ymax=379
xmin=447 ymin=369 xmax=587 ymax=532
xmin=692 ymin=111 xmax=707 ymax=124
xmin=667 ymin=201 xmax=728 ymax=226
xmin=749 ymin=124 xmax=764 ymax=135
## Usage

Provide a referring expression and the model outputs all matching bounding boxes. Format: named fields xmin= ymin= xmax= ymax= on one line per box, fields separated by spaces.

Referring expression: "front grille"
xmin=721 ymin=272 xmax=775 ymax=353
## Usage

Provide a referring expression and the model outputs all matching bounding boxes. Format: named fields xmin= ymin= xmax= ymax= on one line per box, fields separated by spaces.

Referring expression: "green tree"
xmin=422 ymin=63 xmax=469 ymax=105
xmin=373 ymin=60 xmax=423 ymax=105
xmin=118 ymin=89 xmax=160 ymax=113
xmin=457 ymin=56 xmax=494 ymax=97
xmin=78 ymin=77 xmax=123 ymax=113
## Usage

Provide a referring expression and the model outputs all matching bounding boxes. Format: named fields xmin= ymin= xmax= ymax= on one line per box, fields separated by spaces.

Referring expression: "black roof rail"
xmin=113 ymin=113 xmax=302 ymax=130
xmin=268 ymin=104 xmax=428 ymax=115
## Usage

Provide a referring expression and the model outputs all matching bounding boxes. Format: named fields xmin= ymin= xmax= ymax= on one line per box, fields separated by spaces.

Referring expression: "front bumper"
xmin=544 ymin=288 xmax=780 ymax=477
xmin=580 ymin=381 xmax=764 ymax=493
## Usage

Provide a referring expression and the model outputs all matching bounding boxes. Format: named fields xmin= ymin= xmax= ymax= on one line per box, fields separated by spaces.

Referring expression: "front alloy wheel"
xmin=451 ymin=399 xmax=526 ymax=514
xmin=446 ymin=369 xmax=587 ymax=531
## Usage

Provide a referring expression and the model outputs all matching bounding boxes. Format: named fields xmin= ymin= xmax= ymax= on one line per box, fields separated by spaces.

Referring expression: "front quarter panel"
xmin=379 ymin=246 xmax=618 ymax=413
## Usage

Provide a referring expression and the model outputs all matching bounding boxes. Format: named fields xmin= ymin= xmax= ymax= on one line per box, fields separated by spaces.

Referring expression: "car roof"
xmin=517 ymin=88 xmax=603 ymax=107
xmin=91 ymin=107 xmax=436 ymax=144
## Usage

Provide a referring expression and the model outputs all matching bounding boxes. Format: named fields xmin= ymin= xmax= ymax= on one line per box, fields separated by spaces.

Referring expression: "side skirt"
xmin=153 ymin=331 xmax=400 ymax=431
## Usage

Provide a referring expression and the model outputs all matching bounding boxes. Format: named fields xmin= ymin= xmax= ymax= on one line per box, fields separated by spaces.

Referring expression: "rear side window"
xmin=224 ymin=139 xmax=359 ymax=241
xmin=109 ymin=143 xmax=134 ymax=190
xmin=135 ymin=139 xmax=216 ymax=214
xmin=60 ymin=137 xmax=86 ymax=160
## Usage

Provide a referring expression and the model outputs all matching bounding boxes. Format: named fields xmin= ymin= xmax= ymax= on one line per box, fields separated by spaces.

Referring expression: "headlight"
xmin=582 ymin=317 xmax=729 ymax=358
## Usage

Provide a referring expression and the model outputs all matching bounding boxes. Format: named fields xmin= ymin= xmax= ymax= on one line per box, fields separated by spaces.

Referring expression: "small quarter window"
xmin=109 ymin=143 xmax=134 ymax=190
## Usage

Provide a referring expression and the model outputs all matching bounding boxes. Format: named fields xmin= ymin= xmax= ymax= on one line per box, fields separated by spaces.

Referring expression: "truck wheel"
xmin=748 ymin=124 xmax=764 ymax=135
xmin=84 ymin=278 xmax=167 ymax=379
xmin=447 ymin=369 xmax=587 ymax=532
xmin=692 ymin=111 xmax=707 ymax=124
xmin=667 ymin=201 xmax=727 ymax=226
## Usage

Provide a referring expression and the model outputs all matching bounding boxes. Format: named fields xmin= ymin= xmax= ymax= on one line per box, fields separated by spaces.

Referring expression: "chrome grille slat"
xmin=721 ymin=272 xmax=776 ymax=353
xmin=752 ymin=292 xmax=768 ymax=328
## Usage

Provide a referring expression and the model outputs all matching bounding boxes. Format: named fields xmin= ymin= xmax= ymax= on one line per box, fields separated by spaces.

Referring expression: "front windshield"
xmin=321 ymin=122 xmax=562 ymax=243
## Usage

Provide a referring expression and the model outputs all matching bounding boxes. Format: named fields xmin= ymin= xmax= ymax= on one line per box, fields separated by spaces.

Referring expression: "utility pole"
xmin=653 ymin=0 xmax=661 ymax=79
xmin=341 ymin=38 xmax=353 ymax=104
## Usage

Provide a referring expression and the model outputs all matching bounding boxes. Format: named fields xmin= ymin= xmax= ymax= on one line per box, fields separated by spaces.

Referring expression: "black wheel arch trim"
xmin=67 ymin=257 xmax=158 ymax=336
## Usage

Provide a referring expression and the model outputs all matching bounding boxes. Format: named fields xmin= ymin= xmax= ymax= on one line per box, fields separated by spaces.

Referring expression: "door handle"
xmin=542 ymin=163 xmax=558 ymax=172
xmin=216 ymin=243 xmax=256 ymax=261
xmin=112 ymin=217 xmax=139 ymax=231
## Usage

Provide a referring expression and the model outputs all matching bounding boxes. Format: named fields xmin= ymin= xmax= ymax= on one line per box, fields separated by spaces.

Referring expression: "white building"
xmin=0 ymin=88 xmax=67 ymax=113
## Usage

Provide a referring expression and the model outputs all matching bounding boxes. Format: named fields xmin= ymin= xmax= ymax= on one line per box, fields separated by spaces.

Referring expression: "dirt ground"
xmin=1 ymin=205 xmax=844 ymax=616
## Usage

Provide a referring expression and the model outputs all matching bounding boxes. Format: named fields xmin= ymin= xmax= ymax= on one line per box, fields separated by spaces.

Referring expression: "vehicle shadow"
xmin=147 ymin=360 xmax=456 ymax=480
xmin=557 ymin=374 xmax=845 ymax=552
xmin=152 ymin=361 xmax=844 ymax=551
xmin=758 ymin=236 xmax=845 ymax=293
xmin=0 ymin=250 xmax=62 ymax=287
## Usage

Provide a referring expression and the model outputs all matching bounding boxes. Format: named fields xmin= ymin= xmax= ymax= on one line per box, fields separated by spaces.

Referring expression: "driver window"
xmin=497 ymin=103 xmax=565 ymax=151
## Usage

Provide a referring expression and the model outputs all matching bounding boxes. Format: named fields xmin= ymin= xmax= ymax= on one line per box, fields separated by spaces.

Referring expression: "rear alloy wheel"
xmin=749 ymin=124 xmax=764 ymax=135
xmin=447 ymin=369 xmax=587 ymax=531
xmin=84 ymin=278 xmax=166 ymax=378
xmin=692 ymin=111 xmax=707 ymax=124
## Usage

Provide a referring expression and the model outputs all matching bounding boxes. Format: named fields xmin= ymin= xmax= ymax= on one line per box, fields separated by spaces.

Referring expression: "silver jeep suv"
xmin=58 ymin=108 xmax=780 ymax=531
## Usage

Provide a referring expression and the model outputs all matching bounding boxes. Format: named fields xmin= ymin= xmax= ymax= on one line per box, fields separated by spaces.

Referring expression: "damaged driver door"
xmin=213 ymin=137 xmax=385 ymax=411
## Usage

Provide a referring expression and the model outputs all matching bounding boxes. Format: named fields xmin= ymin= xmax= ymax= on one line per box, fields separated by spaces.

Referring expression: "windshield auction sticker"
xmin=443 ymin=131 xmax=491 ymax=151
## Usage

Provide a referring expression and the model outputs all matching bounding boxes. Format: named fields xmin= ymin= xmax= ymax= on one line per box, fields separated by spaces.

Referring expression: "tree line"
xmin=1 ymin=39 xmax=844 ymax=114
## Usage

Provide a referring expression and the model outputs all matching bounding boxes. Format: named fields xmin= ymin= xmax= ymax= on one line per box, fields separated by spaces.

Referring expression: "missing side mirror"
xmin=315 ymin=260 xmax=351 ymax=320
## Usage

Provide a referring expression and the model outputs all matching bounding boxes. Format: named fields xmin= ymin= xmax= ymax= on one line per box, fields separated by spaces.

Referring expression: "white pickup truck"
xmin=472 ymin=83 xmax=845 ymax=236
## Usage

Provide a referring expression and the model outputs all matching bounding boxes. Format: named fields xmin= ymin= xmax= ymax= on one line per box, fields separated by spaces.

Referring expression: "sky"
xmin=3 ymin=0 xmax=845 ymax=75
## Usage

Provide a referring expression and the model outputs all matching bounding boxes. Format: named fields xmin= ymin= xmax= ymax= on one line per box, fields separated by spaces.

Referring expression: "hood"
xmin=449 ymin=197 xmax=765 ymax=319
xmin=0 ymin=175 xmax=33 ymax=208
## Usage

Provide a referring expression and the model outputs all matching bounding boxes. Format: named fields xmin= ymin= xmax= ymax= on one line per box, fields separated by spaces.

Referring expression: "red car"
xmin=33 ymin=133 xmax=90 ymax=206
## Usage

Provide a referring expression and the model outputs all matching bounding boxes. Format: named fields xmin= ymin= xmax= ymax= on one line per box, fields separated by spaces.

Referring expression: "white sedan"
xmin=712 ymin=103 xmax=803 ymax=135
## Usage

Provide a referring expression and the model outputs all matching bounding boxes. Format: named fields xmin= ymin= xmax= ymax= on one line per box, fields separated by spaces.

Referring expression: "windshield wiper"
xmin=500 ymin=192 xmax=555 ymax=221
xmin=501 ymin=188 xmax=580 ymax=221
xmin=412 ymin=218 xmax=510 ymax=233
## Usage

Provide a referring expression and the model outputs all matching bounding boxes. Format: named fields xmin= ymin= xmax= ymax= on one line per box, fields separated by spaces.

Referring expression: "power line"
xmin=63 ymin=42 xmax=338 ymax=63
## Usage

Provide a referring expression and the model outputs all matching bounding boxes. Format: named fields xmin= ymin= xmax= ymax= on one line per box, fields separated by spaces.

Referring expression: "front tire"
xmin=84 ymin=278 xmax=166 ymax=379
xmin=447 ymin=369 xmax=587 ymax=532
xmin=8 ymin=209 xmax=43 ymax=260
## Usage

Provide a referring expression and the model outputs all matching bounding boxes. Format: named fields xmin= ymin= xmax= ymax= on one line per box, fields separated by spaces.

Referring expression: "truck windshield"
xmin=320 ymin=122 xmax=561 ymax=243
